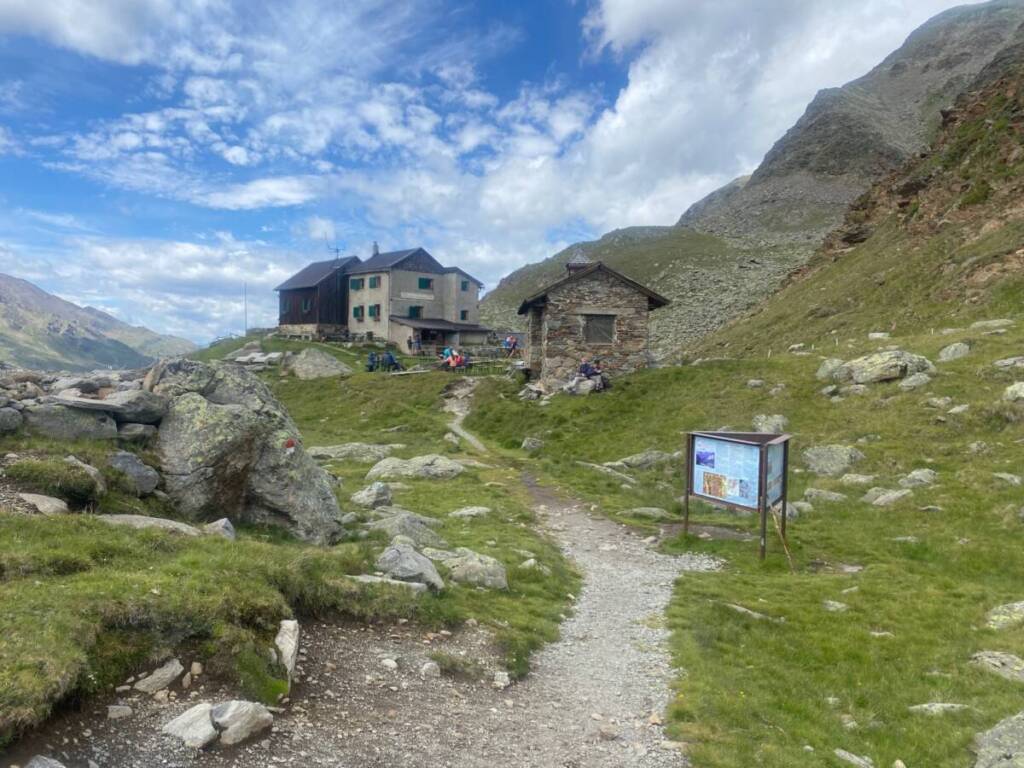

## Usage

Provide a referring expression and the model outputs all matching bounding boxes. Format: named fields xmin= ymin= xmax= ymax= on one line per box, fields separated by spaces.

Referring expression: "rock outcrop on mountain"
xmin=696 ymin=21 xmax=1024 ymax=353
xmin=0 ymin=273 xmax=195 ymax=371
xmin=481 ymin=0 xmax=1024 ymax=354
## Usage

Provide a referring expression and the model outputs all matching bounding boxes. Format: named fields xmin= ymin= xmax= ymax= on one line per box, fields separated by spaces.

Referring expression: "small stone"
xmin=493 ymin=671 xmax=511 ymax=689
xmin=162 ymin=703 xmax=218 ymax=749
xmin=994 ymin=472 xmax=1022 ymax=486
xmin=805 ymin=488 xmax=846 ymax=503
xmin=202 ymin=518 xmax=236 ymax=539
xmin=17 ymin=493 xmax=69 ymax=515
xmin=107 ymin=705 xmax=132 ymax=720
xmin=210 ymin=700 xmax=274 ymax=746
xmin=899 ymin=468 xmax=937 ymax=488
xmin=190 ymin=661 xmax=203 ymax=676
xmin=986 ymin=601 xmax=1024 ymax=630
xmin=872 ymin=489 xmax=913 ymax=507
xmin=135 ymin=658 xmax=183 ymax=694
xmin=840 ymin=474 xmax=875 ymax=486
xmin=381 ymin=658 xmax=398 ymax=671
xmin=824 ymin=600 xmax=849 ymax=613
xmin=908 ymin=702 xmax=969 ymax=715
xmin=420 ymin=661 xmax=441 ymax=678
xmin=938 ymin=342 xmax=970 ymax=362
xmin=899 ymin=372 xmax=931 ymax=391
xmin=834 ymin=749 xmax=874 ymax=768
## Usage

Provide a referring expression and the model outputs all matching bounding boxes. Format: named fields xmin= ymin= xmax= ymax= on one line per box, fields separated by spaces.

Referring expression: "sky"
xmin=0 ymin=0 xmax=981 ymax=343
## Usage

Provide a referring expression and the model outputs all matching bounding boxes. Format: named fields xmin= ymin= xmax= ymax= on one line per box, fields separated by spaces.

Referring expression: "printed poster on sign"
xmin=691 ymin=435 xmax=761 ymax=510
xmin=766 ymin=441 xmax=785 ymax=505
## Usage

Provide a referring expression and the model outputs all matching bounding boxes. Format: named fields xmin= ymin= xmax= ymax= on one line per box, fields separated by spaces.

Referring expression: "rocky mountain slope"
xmin=481 ymin=0 xmax=1024 ymax=353
xmin=699 ymin=23 xmax=1024 ymax=355
xmin=0 ymin=274 xmax=195 ymax=370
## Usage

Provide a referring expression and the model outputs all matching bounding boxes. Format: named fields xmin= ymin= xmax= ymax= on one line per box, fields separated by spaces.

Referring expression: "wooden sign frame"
xmin=682 ymin=431 xmax=791 ymax=560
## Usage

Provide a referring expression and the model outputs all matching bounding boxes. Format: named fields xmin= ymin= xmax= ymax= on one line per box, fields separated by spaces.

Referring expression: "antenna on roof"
xmin=324 ymin=237 xmax=343 ymax=261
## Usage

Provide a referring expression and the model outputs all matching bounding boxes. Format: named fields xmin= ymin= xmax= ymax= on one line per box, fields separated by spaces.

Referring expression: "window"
xmin=460 ymin=310 xmax=468 ymax=321
xmin=369 ymin=275 xmax=380 ymax=289
xmin=279 ymin=296 xmax=290 ymax=314
xmin=350 ymin=278 xmax=365 ymax=290
xmin=461 ymin=280 xmax=469 ymax=292
xmin=301 ymin=298 xmax=313 ymax=314
xmin=409 ymin=305 xmax=423 ymax=319
xmin=353 ymin=305 xmax=364 ymax=321
xmin=418 ymin=277 xmax=433 ymax=290
xmin=368 ymin=304 xmax=381 ymax=319
xmin=583 ymin=314 xmax=615 ymax=344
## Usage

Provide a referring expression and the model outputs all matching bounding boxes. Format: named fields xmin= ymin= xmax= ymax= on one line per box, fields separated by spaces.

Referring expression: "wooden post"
xmin=682 ymin=434 xmax=691 ymax=538
xmin=780 ymin=438 xmax=790 ymax=538
xmin=758 ymin=444 xmax=769 ymax=560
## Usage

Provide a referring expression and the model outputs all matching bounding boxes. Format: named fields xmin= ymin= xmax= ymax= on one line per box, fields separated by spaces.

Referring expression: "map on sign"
xmin=766 ymin=441 xmax=786 ymax=505
xmin=691 ymin=435 xmax=761 ymax=509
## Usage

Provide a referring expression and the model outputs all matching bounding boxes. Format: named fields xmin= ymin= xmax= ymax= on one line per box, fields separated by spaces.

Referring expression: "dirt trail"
xmin=441 ymin=377 xmax=489 ymax=454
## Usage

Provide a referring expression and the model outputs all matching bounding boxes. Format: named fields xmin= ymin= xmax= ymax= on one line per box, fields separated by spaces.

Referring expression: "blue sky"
xmin=0 ymin=0 xmax=974 ymax=342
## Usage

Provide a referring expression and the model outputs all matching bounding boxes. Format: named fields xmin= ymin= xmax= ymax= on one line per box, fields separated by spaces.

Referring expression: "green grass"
xmin=0 ymin=369 xmax=577 ymax=748
xmin=467 ymin=320 xmax=1024 ymax=767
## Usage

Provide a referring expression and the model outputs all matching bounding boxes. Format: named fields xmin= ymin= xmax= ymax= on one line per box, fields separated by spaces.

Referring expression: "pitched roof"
xmin=516 ymin=262 xmax=670 ymax=315
xmin=345 ymin=248 xmax=422 ymax=275
xmin=443 ymin=266 xmax=484 ymax=287
xmin=566 ymin=251 xmax=592 ymax=266
xmin=389 ymin=315 xmax=491 ymax=333
xmin=275 ymin=257 xmax=360 ymax=291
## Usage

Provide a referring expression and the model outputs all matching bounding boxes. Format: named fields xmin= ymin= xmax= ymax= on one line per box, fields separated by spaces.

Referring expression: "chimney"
xmin=566 ymin=252 xmax=592 ymax=273
xmin=372 ymin=241 xmax=380 ymax=256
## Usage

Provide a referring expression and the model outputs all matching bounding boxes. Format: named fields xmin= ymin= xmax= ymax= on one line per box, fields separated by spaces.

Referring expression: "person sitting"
xmin=566 ymin=356 xmax=608 ymax=392
xmin=366 ymin=352 xmax=378 ymax=372
xmin=382 ymin=351 xmax=404 ymax=372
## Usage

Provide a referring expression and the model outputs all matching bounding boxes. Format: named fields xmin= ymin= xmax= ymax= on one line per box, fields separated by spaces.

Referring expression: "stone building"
xmin=517 ymin=255 xmax=669 ymax=382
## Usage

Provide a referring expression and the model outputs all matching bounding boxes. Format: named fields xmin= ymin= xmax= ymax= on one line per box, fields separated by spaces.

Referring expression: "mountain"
xmin=481 ymin=0 xmax=1024 ymax=353
xmin=697 ymin=20 xmax=1024 ymax=355
xmin=0 ymin=274 xmax=196 ymax=371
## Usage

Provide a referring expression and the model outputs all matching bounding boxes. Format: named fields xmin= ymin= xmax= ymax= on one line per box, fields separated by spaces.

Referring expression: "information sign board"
xmin=683 ymin=431 xmax=791 ymax=560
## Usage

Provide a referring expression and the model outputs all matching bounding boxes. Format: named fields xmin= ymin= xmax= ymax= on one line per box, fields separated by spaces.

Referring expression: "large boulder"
xmin=0 ymin=406 xmax=22 ymax=433
xmin=375 ymin=543 xmax=444 ymax=591
xmin=938 ymin=342 xmax=970 ymax=362
xmin=974 ymin=710 xmax=1024 ymax=767
xmin=101 ymin=389 xmax=169 ymax=424
xmin=832 ymin=350 xmax=935 ymax=384
xmin=802 ymin=445 xmax=865 ymax=476
xmin=108 ymin=451 xmax=160 ymax=496
xmin=24 ymin=403 xmax=117 ymax=441
xmin=288 ymin=347 xmax=352 ymax=379
xmin=151 ymin=360 xmax=343 ymax=545
xmin=366 ymin=454 xmax=465 ymax=481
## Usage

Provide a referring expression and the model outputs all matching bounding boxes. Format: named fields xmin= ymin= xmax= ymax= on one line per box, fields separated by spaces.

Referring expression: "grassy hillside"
xmin=480 ymin=226 xmax=805 ymax=354
xmin=0 ymin=274 xmax=195 ymax=371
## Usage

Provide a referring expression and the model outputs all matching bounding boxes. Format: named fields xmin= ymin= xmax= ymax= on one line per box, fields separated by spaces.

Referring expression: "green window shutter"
xmin=461 ymin=280 xmax=469 ymax=291
xmin=409 ymin=306 xmax=422 ymax=319
xmin=353 ymin=305 xmax=364 ymax=319
xmin=350 ymin=278 xmax=364 ymax=290
xmin=460 ymin=310 xmax=468 ymax=321
xmin=418 ymin=277 xmax=433 ymax=290
xmin=369 ymin=276 xmax=380 ymax=289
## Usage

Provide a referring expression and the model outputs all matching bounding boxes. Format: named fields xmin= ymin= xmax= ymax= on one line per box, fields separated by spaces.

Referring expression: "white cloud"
xmin=0 ymin=125 xmax=17 ymax=154
xmin=305 ymin=215 xmax=336 ymax=242
xmin=201 ymin=176 xmax=320 ymax=209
